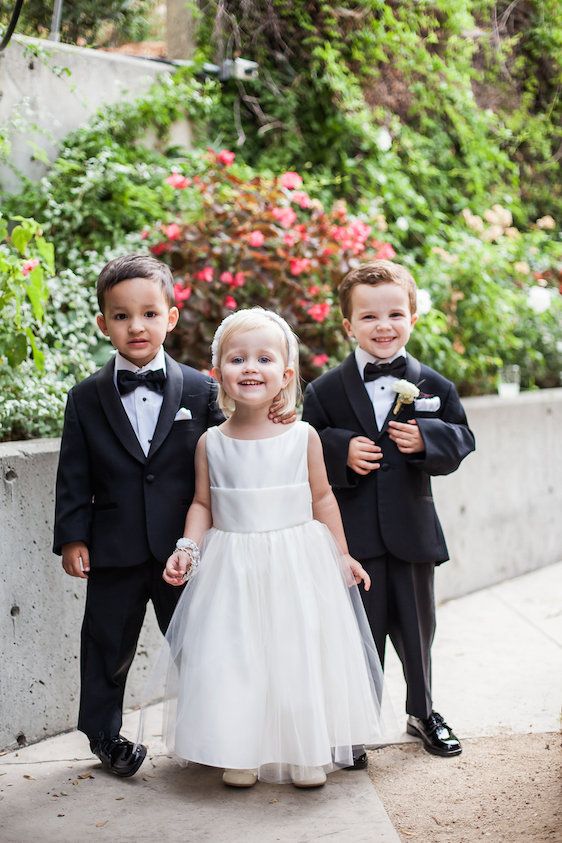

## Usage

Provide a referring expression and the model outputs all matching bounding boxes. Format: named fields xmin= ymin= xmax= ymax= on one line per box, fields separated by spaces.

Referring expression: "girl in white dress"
xmin=158 ymin=308 xmax=393 ymax=788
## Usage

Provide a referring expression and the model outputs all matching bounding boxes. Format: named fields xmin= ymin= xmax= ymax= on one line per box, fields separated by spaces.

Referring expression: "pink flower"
xmin=140 ymin=228 xmax=150 ymax=240
xmin=217 ymin=150 xmax=236 ymax=166
xmin=195 ymin=267 xmax=214 ymax=283
xmin=308 ymin=285 xmax=320 ymax=296
xmin=272 ymin=206 xmax=298 ymax=229
xmin=232 ymin=272 xmax=245 ymax=288
xmin=173 ymin=283 xmax=192 ymax=309
xmin=220 ymin=271 xmax=234 ymax=285
xmin=246 ymin=230 xmax=265 ymax=248
xmin=280 ymin=171 xmax=303 ymax=190
xmin=289 ymin=257 xmax=311 ymax=276
xmin=224 ymin=295 xmax=237 ymax=310
xmin=291 ymin=190 xmax=312 ymax=209
xmin=21 ymin=258 xmax=40 ymax=276
xmin=374 ymin=242 xmax=396 ymax=260
xmin=312 ymin=353 xmax=329 ymax=367
xmin=166 ymin=172 xmax=191 ymax=189
xmin=163 ymin=223 xmax=182 ymax=241
xmin=307 ymin=302 xmax=331 ymax=323
xmin=283 ymin=231 xmax=298 ymax=247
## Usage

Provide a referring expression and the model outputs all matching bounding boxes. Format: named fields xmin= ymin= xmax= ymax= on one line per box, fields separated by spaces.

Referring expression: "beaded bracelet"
xmin=175 ymin=537 xmax=201 ymax=582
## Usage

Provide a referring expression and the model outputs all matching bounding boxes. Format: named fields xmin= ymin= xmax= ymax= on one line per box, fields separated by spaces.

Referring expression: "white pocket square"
xmin=174 ymin=408 xmax=193 ymax=421
xmin=414 ymin=396 xmax=441 ymax=412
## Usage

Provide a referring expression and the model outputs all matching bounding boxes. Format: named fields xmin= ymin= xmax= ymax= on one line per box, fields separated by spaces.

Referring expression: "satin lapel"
xmin=340 ymin=353 xmax=379 ymax=438
xmin=96 ymin=358 xmax=146 ymax=464
xmin=147 ymin=353 xmax=183 ymax=460
xmin=378 ymin=353 xmax=422 ymax=437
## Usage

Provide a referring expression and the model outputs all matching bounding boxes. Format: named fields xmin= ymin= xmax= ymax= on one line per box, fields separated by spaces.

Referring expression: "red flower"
xmin=246 ymin=230 xmax=265 ymax=248
xmin=289 ymin=257 xmax=311 ymax=276
xmin=21 ymin=258 xmax=40 ymax=276
xmin=232 ymin=272 xmax=245 ymax=288
xmin=272 ymin=207 xmax=298 ymax=229
xmin=195 ymin=267 xmax=214 ymax=283
xmin=224 ymin=295 xmax=237 ymax=310
xmin=280 ymin=171 xmax=303 ymax=190
xmin=163 ymin=223 xmax=182 ymax=241
xmin=307 ymin=302 xmax=331 ymax=323
xmin=173 ymin=283 xmax=192 ymax=309
xmin=166 ymin=172 xmax=191 ymax=189
xmin=150 ymin=242 xmax=170 ymax=256
xmin=217 ymin=150 xmax=236 ymax=166
xmin=374 ymin=242 xmax=396 ymax=260
xmin=220 ymin=271 xmax=234 ymax=285
xmin=312 ymin=353 xmax=329 ymax=367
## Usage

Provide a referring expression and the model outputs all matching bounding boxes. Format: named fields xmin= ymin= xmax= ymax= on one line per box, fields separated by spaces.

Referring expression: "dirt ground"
xmin=369 ymin=733 xmax=562 ymax=843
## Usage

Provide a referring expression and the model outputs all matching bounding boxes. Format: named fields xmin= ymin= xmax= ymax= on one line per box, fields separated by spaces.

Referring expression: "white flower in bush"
xmin=527 ymin=286 xmax=552 ymax=314
xmin=376 ymin=128 xmax=392 ymax=151
xmin=417 ymin=289 xmax=432 ymax=315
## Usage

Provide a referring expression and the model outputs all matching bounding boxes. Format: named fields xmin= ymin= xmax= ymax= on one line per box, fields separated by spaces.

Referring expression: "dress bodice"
xmin=206 ymin=422 xmax=312 ymax=532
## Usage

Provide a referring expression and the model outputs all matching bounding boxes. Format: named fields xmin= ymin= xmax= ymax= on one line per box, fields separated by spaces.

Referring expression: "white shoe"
xmin=290 ymin=766 xmax=327 ymax=788
xmin=222 ymin=768 xmax=258 ymax=787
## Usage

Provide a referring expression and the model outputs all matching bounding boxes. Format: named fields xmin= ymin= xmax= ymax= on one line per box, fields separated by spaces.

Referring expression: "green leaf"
xmin=25 ymin=265 xmax=47 ymax=322
xmin=5 ymin=333 xmax=28 ymax=367
xmin=35 ymin=237 xmax=55 ymax=273
xmin=11 ymin=225 xmax=33 ymax=255
xmin=25 ymin=327 xmax=45 ymax=371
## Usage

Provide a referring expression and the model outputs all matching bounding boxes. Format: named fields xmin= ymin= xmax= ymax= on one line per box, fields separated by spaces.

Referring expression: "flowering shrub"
xmin=0 ymin=215 xmax=97 ymax=441
xmin=143 ymin=150 xmax=398 ymax=381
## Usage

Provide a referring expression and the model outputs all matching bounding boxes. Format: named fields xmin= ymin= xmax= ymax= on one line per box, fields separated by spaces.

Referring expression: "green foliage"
xmin=7 ymin=70 xmax=219 ymax=266
xmin=3 ymin=0 xmax=154 ymax=46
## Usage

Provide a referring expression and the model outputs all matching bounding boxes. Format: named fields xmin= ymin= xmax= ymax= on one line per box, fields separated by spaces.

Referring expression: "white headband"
xmin=211 ymin=308 xmax=297 ymax=368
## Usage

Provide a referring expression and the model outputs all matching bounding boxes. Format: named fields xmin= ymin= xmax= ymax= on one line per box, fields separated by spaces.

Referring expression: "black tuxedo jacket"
xmin=53 ymin=353 xmax=223 ymax=567
xmin=302 ymin=353 xmax=475 ymax=564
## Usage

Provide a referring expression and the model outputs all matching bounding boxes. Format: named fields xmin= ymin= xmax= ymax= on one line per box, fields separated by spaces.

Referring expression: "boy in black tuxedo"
xmin=53 ymin=254 xmax=225 ymax=777
xmin=302 ymin=260 xmax=475 ymax=760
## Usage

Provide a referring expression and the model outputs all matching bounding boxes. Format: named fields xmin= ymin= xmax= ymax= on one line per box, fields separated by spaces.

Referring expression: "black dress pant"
xmin=78 ymin=557 xmax=182 ymax=741
xmin=360 ymin=553 xmax=435 ymax=719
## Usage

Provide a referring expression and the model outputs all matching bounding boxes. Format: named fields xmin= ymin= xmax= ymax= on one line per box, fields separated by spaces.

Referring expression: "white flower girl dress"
xmin=152 ymin=421 xmax=393 ymax=783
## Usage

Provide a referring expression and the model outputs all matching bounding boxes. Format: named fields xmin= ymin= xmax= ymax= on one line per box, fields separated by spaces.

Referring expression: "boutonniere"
xmin=392 ymin=379 xmax=420 ymax=415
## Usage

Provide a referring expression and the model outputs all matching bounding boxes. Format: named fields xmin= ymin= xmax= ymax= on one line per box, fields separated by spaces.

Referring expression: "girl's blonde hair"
xmin=211 ymin=308 xmax=301 ymax=417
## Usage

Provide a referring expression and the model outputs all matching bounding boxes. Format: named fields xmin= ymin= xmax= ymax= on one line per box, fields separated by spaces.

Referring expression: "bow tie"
xmin=363 ymin=358 xmax=407 ymax=382
xmin=117 ymin=368 xmax=166 ymax=396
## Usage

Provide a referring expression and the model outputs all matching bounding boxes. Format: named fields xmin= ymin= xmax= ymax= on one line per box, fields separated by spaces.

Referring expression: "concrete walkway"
xmin=1 ymin=562 xmax=560 ymax=842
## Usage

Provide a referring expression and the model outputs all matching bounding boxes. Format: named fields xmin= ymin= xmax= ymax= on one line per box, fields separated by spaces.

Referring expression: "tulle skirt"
xmin=141 ymin=520 xmax=395 ymax=783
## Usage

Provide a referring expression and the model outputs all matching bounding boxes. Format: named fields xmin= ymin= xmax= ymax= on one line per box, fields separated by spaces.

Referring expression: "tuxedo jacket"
xmin=53 ymin=353 xmax=223 ymax=568
xmin=302 ymin=353 xmax=475 ymax=564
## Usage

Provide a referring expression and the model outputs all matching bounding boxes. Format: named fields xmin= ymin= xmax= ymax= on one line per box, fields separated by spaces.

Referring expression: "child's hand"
xmin=347 ymin=436 xmax=382 ymax=475
xmin=61 ymin=541 xmax=90 ymax=579
xmin=343 ymin=554 xmax=371 ymax=591
xmin=388 ymin=419 xmax=425 ymax=454
xmin=163 ymin=552 xmax=189 ymax=586
xmin=267 ymin=393 xmax=297 ymax=424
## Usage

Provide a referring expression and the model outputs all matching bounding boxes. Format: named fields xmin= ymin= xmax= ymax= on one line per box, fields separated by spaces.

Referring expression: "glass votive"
xmin=498 ymin=364 xmax=521 ymax=398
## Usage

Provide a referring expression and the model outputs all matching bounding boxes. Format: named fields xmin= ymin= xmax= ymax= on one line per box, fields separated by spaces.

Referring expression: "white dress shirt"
xmin=113 ymin=347 xmax=166 ymax=456
xmin=354 ymin=346 xmax=407 ymax=430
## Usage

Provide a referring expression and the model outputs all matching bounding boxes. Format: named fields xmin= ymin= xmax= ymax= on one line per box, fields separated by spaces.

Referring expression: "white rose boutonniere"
xmin=392 ymin=379 xmax=420 ymax=415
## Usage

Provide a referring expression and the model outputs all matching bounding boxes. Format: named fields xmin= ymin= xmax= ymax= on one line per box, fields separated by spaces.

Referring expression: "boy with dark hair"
xmin=54 ymin=253 xmax=224 ymax=776
xmin=303 ymin=259 xmax=475 ymax=761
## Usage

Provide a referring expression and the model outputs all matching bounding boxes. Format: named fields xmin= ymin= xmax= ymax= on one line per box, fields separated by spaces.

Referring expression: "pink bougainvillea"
xmin=163 ymin=223 xmax=182 ymax=241
xmin=280 ymin=171 xmax=303 ymax=190
xmin=194 ymin=267 xmax=214 ymax=283
xmin=246 ymin=231 xmax=265 ymax=248
xmin=216 ymin=150 xmax=236 ymax=166
xmin=307 ymin=302 xmax=331 ymax=323
xmin=174 ymin=283 xmax=192 ymax=309
xmin=224 ymin=295 xmax=237 ymax=310
xmin=21 ymin=258 xmax=40 ymax=276
xmin=272 ymin=207 xmax=298 ymax=229
xmin=166 ymin=172 xmax=192 ymax=190
xmin=312 ymin=353 xmax=329 ymax=367
xmin=289 ymin=257 xmax=311 ymax=276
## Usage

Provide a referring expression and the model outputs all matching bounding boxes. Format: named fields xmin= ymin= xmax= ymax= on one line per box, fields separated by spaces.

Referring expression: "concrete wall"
xmin=1 ymin=389 xmax=561 ymax=751
xmin=0 ymin=36 xmax=190 ymax=193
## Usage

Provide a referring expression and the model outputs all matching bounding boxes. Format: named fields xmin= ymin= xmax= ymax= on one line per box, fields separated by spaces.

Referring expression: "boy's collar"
xmin=114 ymin=346 xmax=166 ymax=375
xmin=354 ymin=346 xmax=406 ymax=369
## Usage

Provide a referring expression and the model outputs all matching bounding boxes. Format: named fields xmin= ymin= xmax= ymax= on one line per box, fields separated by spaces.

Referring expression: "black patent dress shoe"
xmin=407 ymin=712 xmax=462 ymax=757
xmin=343 ymin=747 xmax=368 ymax=770
xmin=89 ymin=735 xmax=147 ymax=777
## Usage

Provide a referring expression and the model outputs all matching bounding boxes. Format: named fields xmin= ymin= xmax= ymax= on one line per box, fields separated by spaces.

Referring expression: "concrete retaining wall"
xmin=0 ymin=36 xmax=186 ymax=193
xmin=1 ymin=389 xmax=561 ymax=751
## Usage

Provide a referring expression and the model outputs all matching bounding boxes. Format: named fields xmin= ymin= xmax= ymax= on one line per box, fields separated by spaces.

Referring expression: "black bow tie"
xmin=363 ymin=358 xmax=407 ymax=382
xmin=117 ymin=368 xmax=166 ymax=396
